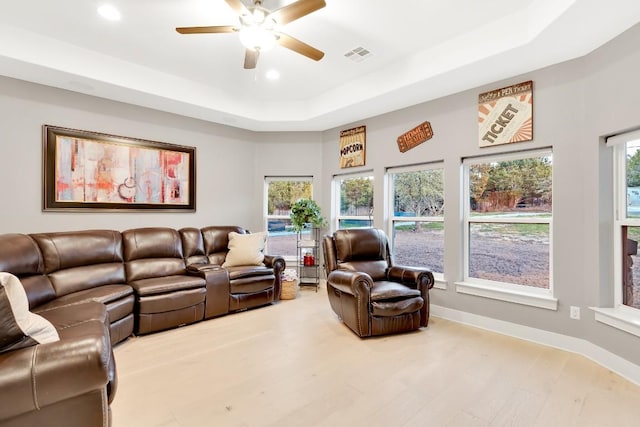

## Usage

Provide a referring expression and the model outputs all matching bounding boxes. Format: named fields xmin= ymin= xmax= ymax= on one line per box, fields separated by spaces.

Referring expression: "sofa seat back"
xmin=123 ymin=227 xmax=187 ymax=280
xmin=29 ymin=230 xmax=134 ymax=344
xmin=0 ymin=233 xmax=56 ymax=309
xmin=123 ymin=227 xmax=206 ymax=334
xmin=201 ymin=225 xmax=245 ymax=265
xmin=31 ymin=230 xmax=127 ymax=297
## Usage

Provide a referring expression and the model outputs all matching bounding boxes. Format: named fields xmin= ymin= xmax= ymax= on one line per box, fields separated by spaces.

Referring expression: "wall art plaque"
xmin=478 ymin=80 xmax=533 ymax=147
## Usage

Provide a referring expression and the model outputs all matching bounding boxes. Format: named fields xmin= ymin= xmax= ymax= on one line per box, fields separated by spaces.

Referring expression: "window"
xmin=593 ymin=130 xmax=640 ymax=337
xmin=612 ymin=131 xmax=640 ymax=311
xmin=334 ymin=173 xmax=374 ymax=229
xmin=264 ymin=177 xmax=312 ymax=259
xmin=388 ymin=164 xmax=444 ymax=278
xmin=459 ymin=149 xmax=554 ymax=309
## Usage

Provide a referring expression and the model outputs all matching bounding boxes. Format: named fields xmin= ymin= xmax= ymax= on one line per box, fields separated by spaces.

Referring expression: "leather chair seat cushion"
xmin=138 ymin=287 xmax=206 ymax=314
xmin=370 ymin=281 xmax=421 ymax=301
xmin=34 ymin=285 xmax=134 ymax=322
xmin=229 ymin=275 xmax=275 ymax=294
xmin=371 ymin=296 xmax=423 ymax=317
xmin=226 ymin=266 xmax=274 ymax=280
xmin=129 ymin=275 xmax=205 ymax=297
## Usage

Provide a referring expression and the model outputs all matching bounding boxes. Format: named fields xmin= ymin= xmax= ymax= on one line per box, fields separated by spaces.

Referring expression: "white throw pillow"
xmin=222 ymin=231 xmax=268 ymax=267
xmin=0 ymin=272 xmax=59 ymax=354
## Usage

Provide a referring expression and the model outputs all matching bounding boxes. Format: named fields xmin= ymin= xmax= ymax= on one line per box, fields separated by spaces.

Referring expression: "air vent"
xmin=344 ymin=46 xmax=373 ymax=62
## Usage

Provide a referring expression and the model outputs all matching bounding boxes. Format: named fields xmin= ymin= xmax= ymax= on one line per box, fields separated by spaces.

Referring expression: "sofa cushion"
xmin=129 ymin=275 xmax=206 ymax=297
xmin=371 ymin=297 xmax=423 ymax=317
xmin=222 ymin=231 xmax=267 ymax=268
xmin=0 ymin=273 xmax=59 ymax=354
xmin=370 ymin=281 xmax=421 ymax=301
xmin=226 ymin=265 xmax=274 ymax=280
xmin=35 ymin=285 xmax=135 ymax=324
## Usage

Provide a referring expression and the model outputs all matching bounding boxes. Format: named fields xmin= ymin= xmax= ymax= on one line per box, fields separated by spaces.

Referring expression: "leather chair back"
xmin=324 ymin=229 xmax=391 ymax=281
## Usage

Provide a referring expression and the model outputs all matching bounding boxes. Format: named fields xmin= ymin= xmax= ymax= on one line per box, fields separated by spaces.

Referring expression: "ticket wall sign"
xmin=339 ymin=126 xmax=366 ymax=168
xmin=478 ymin=80 xmax=533 ymax=147
xmin=397 ymin=121 xmax=433 ymax=153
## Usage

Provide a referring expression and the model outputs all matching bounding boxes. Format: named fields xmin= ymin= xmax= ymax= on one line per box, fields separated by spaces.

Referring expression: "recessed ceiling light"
xmin=265 ymin=70 xmax=280 ymax=80
xmin=98 ymin=4 xmax=121 ymax=21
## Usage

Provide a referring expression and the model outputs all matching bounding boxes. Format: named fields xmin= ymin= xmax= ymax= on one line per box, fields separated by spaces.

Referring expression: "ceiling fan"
xmin=176 ymin=0 xmax=326 ymax=69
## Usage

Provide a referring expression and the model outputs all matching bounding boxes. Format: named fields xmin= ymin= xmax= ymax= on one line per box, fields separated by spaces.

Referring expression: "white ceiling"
xmin=1 ymin=0 xmax=640 ymax=132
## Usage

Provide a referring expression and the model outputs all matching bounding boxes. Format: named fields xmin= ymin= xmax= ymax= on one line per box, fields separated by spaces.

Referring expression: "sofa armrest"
xmin=263 ymin=255 xmax=285 ymax=301
xmin=186 ymin=264 xmax=230 ymax=318
xmin=327 ymin=270 xmax=375 ymax=336
xmin=263 ymin=255 xmax=285 ymax=272
xmin=186 ymin=263 xmax=222 ymax=273
xmin=327 ymin=270 xmax=373 ymax=297
xmin=0 ymin=335 xmax=109 ymax=421
xmin=388 ymin=265 xmax=434 ymax=289
xmin=388 ymin=265 xmax=434 ymax=327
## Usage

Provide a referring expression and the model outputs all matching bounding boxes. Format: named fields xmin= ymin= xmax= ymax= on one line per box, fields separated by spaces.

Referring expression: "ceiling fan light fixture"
xmin=239 ymin=26 xmax=277 ymax=51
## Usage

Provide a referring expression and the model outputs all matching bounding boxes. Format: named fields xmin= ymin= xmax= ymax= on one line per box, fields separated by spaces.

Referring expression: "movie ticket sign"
xmin=478 ymin=81 xmax=533 ymax=147
xmin=397 ymin=121 xmax=433 ymax=153
xmin=339 ymin=126 xmax=366 ymax=168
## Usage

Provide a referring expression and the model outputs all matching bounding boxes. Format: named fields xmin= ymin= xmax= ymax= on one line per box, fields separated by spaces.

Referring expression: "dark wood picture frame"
xmin=43 ymin=125 xmax=196 ymax=212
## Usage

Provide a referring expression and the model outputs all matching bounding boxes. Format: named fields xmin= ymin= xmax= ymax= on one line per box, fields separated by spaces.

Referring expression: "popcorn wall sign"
xmin=478 ymin=80 xmax=533 ymax=147
xmin=339 ymin=125 xmax=366 ymax=168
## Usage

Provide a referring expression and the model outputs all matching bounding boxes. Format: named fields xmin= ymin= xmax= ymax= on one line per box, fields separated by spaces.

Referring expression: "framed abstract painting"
xmin=43 ymin=125 xmax=196 ymax=211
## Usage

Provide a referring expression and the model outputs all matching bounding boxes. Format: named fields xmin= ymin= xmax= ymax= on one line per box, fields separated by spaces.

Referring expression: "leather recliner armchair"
xmin=322 ymin=228 xmax=434 ymax=337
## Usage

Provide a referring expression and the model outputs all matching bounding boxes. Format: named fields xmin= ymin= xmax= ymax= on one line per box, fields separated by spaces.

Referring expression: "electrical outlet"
xmin=570 ymin=306 xmax=581 ymax=320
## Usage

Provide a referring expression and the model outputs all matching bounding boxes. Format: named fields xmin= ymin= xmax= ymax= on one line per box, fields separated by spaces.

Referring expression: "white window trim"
xmin=591 ymin=306 xmax=640 ymax=338
xmin=387 ymin=162 xmax=446 ymax=284
xmin=455 ymin=279 xmax=558 ymax=310
xmin=264 ymin=176 xmax=313 ymax=261
xmin=595 ymin=131 xmax=640 ymax=336
xmin=461 ymin=148 xmax=555 ymax=310
xmin=332 ymin=170 xmax=374 ymax=231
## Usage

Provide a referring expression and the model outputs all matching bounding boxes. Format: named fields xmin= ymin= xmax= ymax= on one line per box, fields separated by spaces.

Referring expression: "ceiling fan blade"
xmin=270 ymin=0 xmax=326 ymax=25
xmin=244 ymin=49 xmax=259 ymax=69
xmin=277 ymin=33 xmax=324 ymax=61
xmin=225 ymin=0 xmax=251 ymax=16
xmin=176 ymin=25 xmax=236 ymax=34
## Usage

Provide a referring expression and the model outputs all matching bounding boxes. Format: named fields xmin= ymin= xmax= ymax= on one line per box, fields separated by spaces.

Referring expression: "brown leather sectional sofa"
xmin=0 ymin=225 xmax=284 ymax=427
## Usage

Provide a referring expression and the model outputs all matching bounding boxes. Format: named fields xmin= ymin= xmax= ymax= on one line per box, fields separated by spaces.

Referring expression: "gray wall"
xmin=320 ymin=23 xmax=640 ymax=366
xmin=1 ymin=23 xmax=639 ymax=369
xmin=0 ymin=77 xmax=323 ymax=234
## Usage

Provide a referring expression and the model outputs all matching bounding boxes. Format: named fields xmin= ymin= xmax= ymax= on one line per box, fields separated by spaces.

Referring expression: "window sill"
xmin=455 ymin=280 xmax=558 ymax=310
xmin=433 ymin=277 xmax=447 ymax=290
xmin=591 ymin=307 xmax=640 ymax=338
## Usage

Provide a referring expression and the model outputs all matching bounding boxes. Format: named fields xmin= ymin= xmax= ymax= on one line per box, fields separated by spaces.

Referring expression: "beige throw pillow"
xmin=0 ymin=272 xmax=60 ymax=354
xmin=222 ymin=231 xmax=268 ymax=267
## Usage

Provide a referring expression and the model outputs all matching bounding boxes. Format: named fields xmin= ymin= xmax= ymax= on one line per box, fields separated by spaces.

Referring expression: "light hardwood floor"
xmin=112 ymin=286 xmax=640 ymax=427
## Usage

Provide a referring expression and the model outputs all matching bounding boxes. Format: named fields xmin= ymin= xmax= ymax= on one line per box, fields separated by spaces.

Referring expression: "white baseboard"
xmin=431 ymin=304 xmax=640 ymax=387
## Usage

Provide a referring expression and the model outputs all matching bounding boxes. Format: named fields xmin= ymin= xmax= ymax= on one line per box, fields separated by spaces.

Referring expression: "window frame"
xmin=386 ymin=162 xmax=445 ymax=285
xmin=332 ymin=171 xmax=374 ymax=230
xmin=593 ymin=132 xmax=640 ymax=337
xmin=456 ymin=148 xmax=557 ymax=310
xmin=263 ymin=175 xmax=313 ymax=261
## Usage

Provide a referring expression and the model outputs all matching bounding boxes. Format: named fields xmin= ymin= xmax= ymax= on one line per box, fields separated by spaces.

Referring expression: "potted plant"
xmin=290 ymin=198 xmax=326 ymax=232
